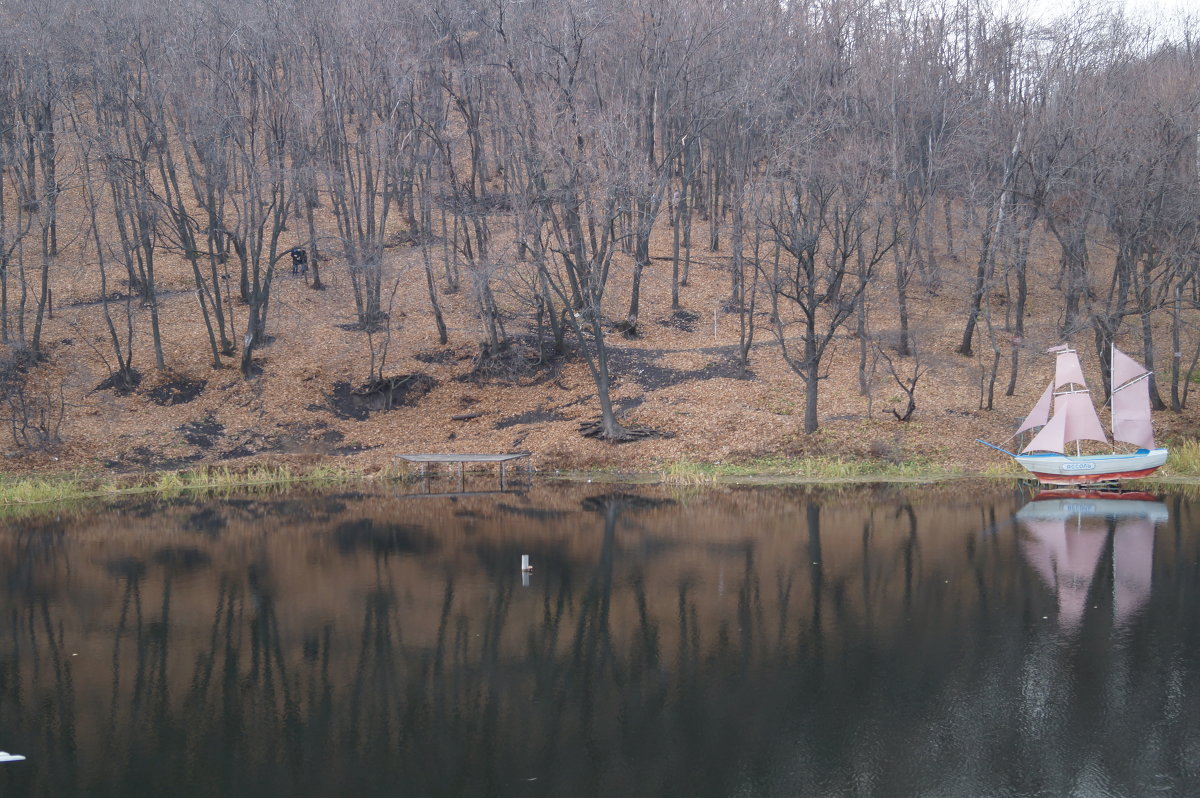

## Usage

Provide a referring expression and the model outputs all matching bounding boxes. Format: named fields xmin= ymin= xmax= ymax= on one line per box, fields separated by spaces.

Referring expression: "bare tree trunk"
xmin=682 ymin=172 xmax=694 ymax=287
xmin=708 ymin=151 xmax=721 ymax=252
xmin=29 ymin=236 xmax=50 ymax=354
xmin=943 ymin=198 xmax=956 ymax=260
xmin=959 ymin=134 xmax=1020 ymax=356
xmin=893 ymin=206 xmax=917 ymax=357
xmin=1004 ymin=210 xmax=1035 ymax=396
xmin=419 ymin=184 xmax=448 ymax=345
xmin=305 ymin=191 xmax=324 ymax=290
xmin=857 ymin=241 xmax=871 ymax=396
xmin=1060 ymin=229 xmax=1092 ymax=339
xmin=737 ymin=206 xmax=761 ymax=373
xmin=156 ymin=146 xmax=223 ymax=368
xmin=1137 ymin=257 xmax=1167 ymax=410
xmin=1170 ymin=274 xmax=1189 ymax=411
xmin=958 ymin=200 xmax=996 ymax=357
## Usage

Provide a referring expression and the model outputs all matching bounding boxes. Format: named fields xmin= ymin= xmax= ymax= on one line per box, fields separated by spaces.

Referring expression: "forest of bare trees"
xmin=0 ymin=0 xmax=1197 ymax=445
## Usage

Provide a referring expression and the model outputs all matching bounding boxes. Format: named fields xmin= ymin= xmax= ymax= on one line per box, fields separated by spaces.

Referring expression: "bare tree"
xmin=769 ymin=142 xmax=895 ymax=434
xmin=876 ymin=335 xmax=928 ymax=422
xmin=497 ymin=0 xmax=642 ymax=439
xmin=0 ymin=47 xmax=37 ymax=345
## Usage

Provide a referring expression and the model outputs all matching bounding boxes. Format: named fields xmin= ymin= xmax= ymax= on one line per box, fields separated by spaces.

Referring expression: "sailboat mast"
xmin=1072 ymin=356 xmax=1081 ymax=457
xmin=1110 ymin=343 xmax=1115 ymax=454
xmin=1062 ymin=346 xmax=1083 ymax=457
xmin=1080 ymin=352 xmax=1089 ymax=458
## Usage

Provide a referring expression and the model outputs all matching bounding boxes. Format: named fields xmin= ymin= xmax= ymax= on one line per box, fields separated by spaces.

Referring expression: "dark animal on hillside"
xmin=290 ymin=248 xmax=309 ymax=276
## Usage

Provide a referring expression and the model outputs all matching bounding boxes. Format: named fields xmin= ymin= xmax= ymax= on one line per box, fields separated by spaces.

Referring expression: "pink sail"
xmin=1054 ymin=350 xmax=1088 ymax=389
xmin=1112 ymin=374 xmax=1155 ymax=449
xmin=1111 ymin=346 xmax=1148 ymax=389
xmin=1016 ymin=382 xmax=1054 ymax=435
xmin=1059 ymin=391 xmax=1108 ymax=447
xmin=1022 ymin=391 xmax=1108 ymax=454
xmin=1023 ymin=406 xmax=1068 ymax=453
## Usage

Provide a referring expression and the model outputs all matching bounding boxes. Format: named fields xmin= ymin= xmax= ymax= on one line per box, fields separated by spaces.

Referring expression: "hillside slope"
xmin=6 ymin=210 xmax=1197 ymax=477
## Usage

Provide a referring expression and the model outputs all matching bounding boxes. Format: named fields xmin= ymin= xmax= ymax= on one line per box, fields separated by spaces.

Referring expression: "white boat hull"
xmin=1013 ymin=448 xmax=1168 ymax=485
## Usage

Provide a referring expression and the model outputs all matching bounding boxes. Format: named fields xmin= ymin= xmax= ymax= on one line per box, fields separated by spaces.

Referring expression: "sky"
xmin=1016 ymin=0 xmax=1195 ymax=38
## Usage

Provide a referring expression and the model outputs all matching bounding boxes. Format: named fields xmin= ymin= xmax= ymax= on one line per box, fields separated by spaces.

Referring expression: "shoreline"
xmin=1 ymin=454 xmax=1197 ymax=514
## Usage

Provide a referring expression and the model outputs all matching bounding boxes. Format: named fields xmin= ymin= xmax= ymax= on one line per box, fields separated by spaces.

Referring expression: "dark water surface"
xmin=1 ymin=480 xmax=1199 ymax=797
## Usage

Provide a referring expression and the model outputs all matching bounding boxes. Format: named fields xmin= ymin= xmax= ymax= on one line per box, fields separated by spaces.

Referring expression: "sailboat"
xmin=978 ymin=344 xmax=1169 ymax=485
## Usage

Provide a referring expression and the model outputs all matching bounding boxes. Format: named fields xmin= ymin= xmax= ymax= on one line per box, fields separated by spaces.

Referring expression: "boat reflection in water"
xmin=1016 ymin=490 xmax=1168 ymax=633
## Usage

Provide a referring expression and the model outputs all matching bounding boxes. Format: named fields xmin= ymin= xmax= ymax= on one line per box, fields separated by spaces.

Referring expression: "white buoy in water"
xmin=521 ymin=554 xmax=532 ymax=572
xmin=0 ymin=752 xmax=26 ymax=763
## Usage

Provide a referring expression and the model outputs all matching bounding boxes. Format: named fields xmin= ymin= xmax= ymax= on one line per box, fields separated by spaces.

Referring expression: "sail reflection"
xmin=1016 ymin=492 xmax=1167 ymax=633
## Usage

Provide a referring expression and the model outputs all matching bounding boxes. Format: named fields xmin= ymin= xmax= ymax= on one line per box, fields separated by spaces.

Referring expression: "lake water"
xmin=1 ymin=479 xmax=1198 ymax=797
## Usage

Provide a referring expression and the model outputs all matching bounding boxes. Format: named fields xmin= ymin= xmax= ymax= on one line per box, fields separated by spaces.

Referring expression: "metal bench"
xmin=395 ymin=452 xmax=533 ymax=492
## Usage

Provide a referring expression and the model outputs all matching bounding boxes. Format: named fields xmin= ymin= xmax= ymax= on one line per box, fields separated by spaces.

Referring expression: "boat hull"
xmin=1013 ymin=448 xmax=1168 ymax=485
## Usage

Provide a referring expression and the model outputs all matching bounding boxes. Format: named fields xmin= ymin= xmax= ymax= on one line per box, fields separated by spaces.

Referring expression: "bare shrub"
xmin=0 ymin=347 xmax=66 ymax=451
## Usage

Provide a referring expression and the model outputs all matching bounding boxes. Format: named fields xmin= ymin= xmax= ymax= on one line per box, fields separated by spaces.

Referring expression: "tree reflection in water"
xmin=0 ymin=484 xmax=1197 ymax=797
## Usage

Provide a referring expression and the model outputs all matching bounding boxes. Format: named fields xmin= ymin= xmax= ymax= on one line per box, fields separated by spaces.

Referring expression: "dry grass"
xmin=658 ymin=455 xmax=959 ymax=484
xmin=0 ymin=463 xmax=365 ymax=508
xmin=1163 ymin=439 xmax=1200 ymax=478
